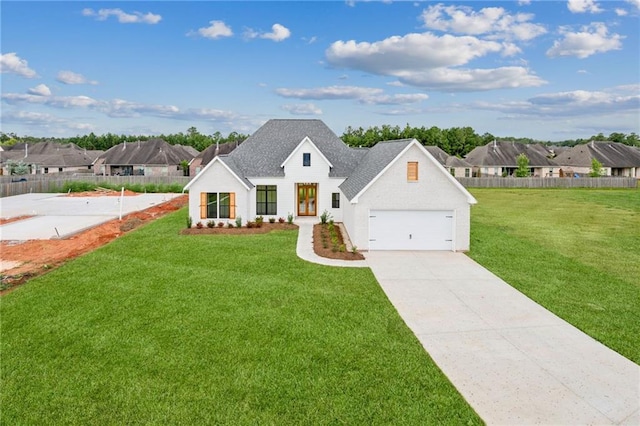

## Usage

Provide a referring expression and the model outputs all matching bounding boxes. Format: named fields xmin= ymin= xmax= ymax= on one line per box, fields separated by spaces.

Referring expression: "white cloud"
xmin=2 ymin=110 xmax=95 ymax=132
xmin=275 ymin=85 xmax=383 ymax=100
xmin=396 ymin=66 xmax=546 ymax=91
xmin=567 ymin=0 xmax=603 ymax=14
xmin=360 ymin=93 xmax=429 ymax=105
xmin=281 ymin=103 xmax=323 ymax=115
xmin=470 ymin=85 xmax=639 ymax=118
xmin=577 ymin=69 xmax=589 ymax=74
xmin=327 ymin=33 xmax=504 ymax=74
xmin=56 ymin=70 xmax=98 ymax=85
xmin=304 ymin=36 xmax=318 ymax=44
xmin=547 ymin=23 xmax=623 ymax=58
xmin=189 ymin=20 xmax=233 ymax=39
xmin=626 ymin=0 xmax=640 ymax=9
xmin=518 ymin=0 xmax=532 ymax=5
xmin=82 ymin=8 xmax=161 ymax=24
xmin=0 ymin=52 xmax=38 ymax=78
xmin=28 ymin=84 xmax=52 ymax=96
xmin=376 ymin=107 xmax=424 ymax=116
xmin=420 ymin=4 xmax=546 ymax=41
xmin=244 ymin=23 xmax=291 ymax=42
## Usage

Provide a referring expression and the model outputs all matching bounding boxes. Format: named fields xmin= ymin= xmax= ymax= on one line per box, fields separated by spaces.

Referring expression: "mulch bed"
xmin=181 ymin=222 xmax=298 ymax=235
xmin=313 ymin=223 xmax=365 ymax=261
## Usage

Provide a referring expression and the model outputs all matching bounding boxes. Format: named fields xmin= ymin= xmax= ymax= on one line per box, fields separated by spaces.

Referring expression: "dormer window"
xmin=303 ymin=153 xmax=311 ymax=167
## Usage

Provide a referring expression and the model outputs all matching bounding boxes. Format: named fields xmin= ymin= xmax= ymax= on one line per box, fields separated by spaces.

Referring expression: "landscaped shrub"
xmin=246 ymin=221 xmax=255 ymax=229
xmin=186 ymin=216 xmax=193 ymax=229
xmin=287 ymin=213 xmax=294 ymax=225
xmin=227 ymin=223 xmax=234 ymax=228
xmin=255 ymin=216 xmax=264 ymax=228
xmin=196 ymin=221 xmax=203 ymax=229
xmin=278 ymin=217 xmax=285 ymax=223
xmin=268 ymin=217 xmax=276 ymax=223
xmin=235 ymin=216 xmax=243 ymax=228
xmin=206 ymin=220 xmax=215 ymax=228
xmin=217 ymin=221 xmax=224 ymax=228
xmin=320 ymin=210 xmax=332 ymax=225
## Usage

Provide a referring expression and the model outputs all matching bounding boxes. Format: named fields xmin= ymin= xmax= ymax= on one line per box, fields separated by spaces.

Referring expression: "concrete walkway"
xmin=366 ymin=251 xmax=640 ymax=425
xmin=294 ymin=218 xmax=368 ymax=267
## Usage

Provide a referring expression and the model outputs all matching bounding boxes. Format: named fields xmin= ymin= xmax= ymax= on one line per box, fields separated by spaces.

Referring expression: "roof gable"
xmin=280 ymin=136 xmax=333 ymax=169
xmin=228 ymin=119 xmax=363 ymax=178
xmin=97 ymin=139 xmax=195 ymax=166
xmin=340 ymin=139 xmax=476 ymax=204
xmin=183 ymin=155 xmax=252 ymax=191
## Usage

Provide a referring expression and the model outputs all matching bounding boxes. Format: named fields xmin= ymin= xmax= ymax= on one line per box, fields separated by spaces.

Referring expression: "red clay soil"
xmin=65 ymin=189 xmax=139 ymax=197
xmin=0 ymin=215 xmax=34 ymax=226
xmin=0 ymin=194 xmax=188 ymax=295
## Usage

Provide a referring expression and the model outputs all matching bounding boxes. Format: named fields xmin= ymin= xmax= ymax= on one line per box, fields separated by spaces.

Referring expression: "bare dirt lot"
xmin=1 ymin=194 xmax=188 ymax=294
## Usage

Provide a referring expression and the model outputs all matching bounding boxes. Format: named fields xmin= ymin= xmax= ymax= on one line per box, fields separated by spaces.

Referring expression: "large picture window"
xmin=200 ymin=192 xmax=235 ymax=219
xmin=256 ymin=185 xmax=277 ymax=215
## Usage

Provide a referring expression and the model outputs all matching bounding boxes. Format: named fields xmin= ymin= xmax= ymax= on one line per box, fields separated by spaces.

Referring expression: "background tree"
xmin=589 ymin=158 xmax=603 ymax=177
xmin=6 ymin=160 xmax=29 ymax=175
xmin=515 ymin=154 xmax=530 ymax=177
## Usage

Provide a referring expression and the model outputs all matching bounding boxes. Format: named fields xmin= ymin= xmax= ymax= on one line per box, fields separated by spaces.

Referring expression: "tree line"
xmin=1 ymin=125 xmax=638 ymax=157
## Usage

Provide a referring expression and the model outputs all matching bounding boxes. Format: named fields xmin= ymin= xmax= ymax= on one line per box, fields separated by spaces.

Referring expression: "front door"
xmin=297 ymin=183 xmax=317 ymax=216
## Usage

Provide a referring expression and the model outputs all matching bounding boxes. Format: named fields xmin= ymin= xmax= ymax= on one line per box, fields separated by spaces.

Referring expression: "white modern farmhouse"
xmin=185 ymin=119 xmax=477 ymax=251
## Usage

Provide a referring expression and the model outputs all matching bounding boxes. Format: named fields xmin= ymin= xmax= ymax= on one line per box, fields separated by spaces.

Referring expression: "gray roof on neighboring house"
xmin=465 ymin=141 xmax=557 ymax=167
xmin=554 ymin=141 xmax=640 ymax=168
xmin=0 ymin=142 xmax=102 ymax=168
xmin=445 ymin=156 xmax=472 ymax=168
xmin=228 ymin=119 xmax=365 ymax=178
xmin=97 ymin=138 xmax=196 ymax=166
xmin=175 ymin=144 xmax=200 ymax=157
xmin=425 ymin=145 xmax=471 ymax=168
xmin=339 ymin=139 xmax=413 ymax=201
xmin=195 ymin=141 xmax=242 ymax=168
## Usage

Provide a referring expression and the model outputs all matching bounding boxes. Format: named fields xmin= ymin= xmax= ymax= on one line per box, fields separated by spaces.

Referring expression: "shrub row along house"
xmin=463 ymin=140 xmax=640 ymax=178
xmin=0 ymin=142 xmax=103 ymax=175
xmin=185 ymin=119 xmax=477 ymax=252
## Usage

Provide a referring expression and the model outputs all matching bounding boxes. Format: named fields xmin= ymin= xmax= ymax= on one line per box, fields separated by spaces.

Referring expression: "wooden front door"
xmin=297 ymin=183 xmax=317 ymax=216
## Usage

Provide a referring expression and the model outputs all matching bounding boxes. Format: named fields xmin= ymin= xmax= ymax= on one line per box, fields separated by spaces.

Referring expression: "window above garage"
xmin=407 ymin=162 xmax=418 ymax=181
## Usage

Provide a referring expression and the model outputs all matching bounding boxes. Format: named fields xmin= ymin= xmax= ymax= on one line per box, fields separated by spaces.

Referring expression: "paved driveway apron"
xmin=366 ymin=251 xmax=639 ymax=425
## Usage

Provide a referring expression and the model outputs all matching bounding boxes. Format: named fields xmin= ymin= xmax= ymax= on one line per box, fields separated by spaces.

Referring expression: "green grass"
xmin=1 ymin=211 xmax=481 ymax=425
xmin=468 ymin=188 xmax=640 ymax=364
xmin=54 ymin=181 xmax=185 ymax=193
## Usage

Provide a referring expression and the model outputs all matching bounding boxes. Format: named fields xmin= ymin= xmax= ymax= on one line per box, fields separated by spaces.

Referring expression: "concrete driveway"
xmin=366 ymin=251 xmax=639 ymax=425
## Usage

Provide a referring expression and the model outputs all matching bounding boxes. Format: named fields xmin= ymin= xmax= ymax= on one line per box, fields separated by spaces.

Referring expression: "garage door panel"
xmin=369 ymin=210 xmax=453 ymax=251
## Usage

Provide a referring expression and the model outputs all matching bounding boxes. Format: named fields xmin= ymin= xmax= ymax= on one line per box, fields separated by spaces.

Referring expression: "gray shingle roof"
xmin=97 ymin=138 xmax=195 ymax=166
xmin=554 ymin=141 xmax=640 ymax=167
xmin=424 ymin=146 xmax=471 ymax=168
xmin=339 ymin=139 xmax=413 ymax=201
xmin=0 ymin=142 xmax=102 ymax=168
xmin=194 ymin=141 xmax=242 ymax=168
xmin=218 ymin=155 xmax=254 ymax=189
xmin=465 ymin=141 xmax=557 ymax=167
xmin=228 ymin=119 xmax=363 ymax=178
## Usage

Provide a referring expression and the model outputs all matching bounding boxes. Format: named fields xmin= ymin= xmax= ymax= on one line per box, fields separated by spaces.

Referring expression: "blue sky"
xmin=1 ymin=1 xmax=639 ymax=141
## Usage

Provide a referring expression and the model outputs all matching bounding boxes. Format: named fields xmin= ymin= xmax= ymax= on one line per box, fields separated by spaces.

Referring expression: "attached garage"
xmin=369 ymin=210 xmax=454 ymax=251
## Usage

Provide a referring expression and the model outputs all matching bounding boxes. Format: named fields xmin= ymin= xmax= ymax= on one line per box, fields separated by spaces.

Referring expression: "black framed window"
xmin=219 ymin=193 xmax=231 ymax=218
xmin=303 ymin=153 xmax=311 ymax=167
xmin=207 ymin=193 xmax=218 ymax=219
xmin=332 ymin=192 xmax=340 ymax=208
xmin=256 ymin=185 xmax=277 ymax=215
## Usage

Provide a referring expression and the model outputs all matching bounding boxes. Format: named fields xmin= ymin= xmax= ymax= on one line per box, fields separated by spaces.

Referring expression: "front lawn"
xmin=468 ymin=188 xmax=640 ymax=364
xmin=1 ymin=211 xmax=481 ymax=424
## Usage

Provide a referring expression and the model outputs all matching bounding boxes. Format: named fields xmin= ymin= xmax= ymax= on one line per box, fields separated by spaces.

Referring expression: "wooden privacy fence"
xmin=1 ymin=176 xmax=192 ymax=198
xmin=456 ymin=177 xmax=638 ymax=188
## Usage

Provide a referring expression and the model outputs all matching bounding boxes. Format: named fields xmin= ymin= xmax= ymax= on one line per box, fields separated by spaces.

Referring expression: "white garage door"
xmin=369 ymin=210 xmax=454 ymax=251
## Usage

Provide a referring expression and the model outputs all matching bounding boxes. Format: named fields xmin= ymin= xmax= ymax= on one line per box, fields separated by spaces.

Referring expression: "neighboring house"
xmin=185 ymin=119 xmax=477 ymax=251
xmin=0 ymin=142 xmax=102 ymax=175
xmin=465 ymin=141 xmax=559 ymax=177
xmin=94 ymin=139 xmax=197 ymax=176
xmin=553 ymin=141 xmax=640 ymax=178
xmin=424 ymin=146 xmax=472 ymax=178
xmin=189 ymin=141 xmax=242 ymax=177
